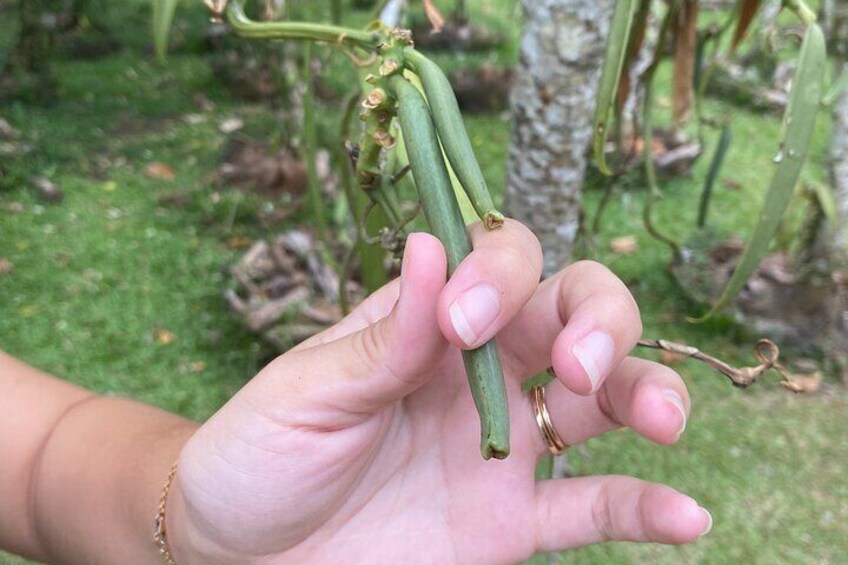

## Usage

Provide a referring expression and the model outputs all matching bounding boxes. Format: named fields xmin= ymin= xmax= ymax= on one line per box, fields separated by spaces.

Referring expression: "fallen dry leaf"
xmin=154 ymin=327 xmax=176 ymax=345
xmin=611 ymin=235 xmax=638 ymax=255
xmin=226 ymin=236 xmax=254 ymax=250
xmin=144 ymin=162 xmax=177 ymax=181
xmin=0 ymin=258 xmax=12 ymax=276
xmin=18 ymin=304 xmax=39 ymax=317
xmin=422 ymin=0 xmax=446 ymax=32
xmin=189 ymin=361 xmax=207 ymax=373
xmin=219 ymin=117 xmax=244 ymax=134
xmin=721 ymin=178 xmax=742 ymax=191
xmin=2 ymin=202 xmax=25 ymax=214
xmin=31 ymin=176 xmax=63 ymax=203
xmin=193 ymin=92 xmax=216 ymax=112
xmin=0 ymin=117 xmax=20 ymax=139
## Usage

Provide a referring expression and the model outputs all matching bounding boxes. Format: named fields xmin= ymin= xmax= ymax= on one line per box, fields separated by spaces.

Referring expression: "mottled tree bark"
xmin=827 ymin=91 xmax=848 ymax=257
xmin=818 ymin=1 xmax=848 ymax=259
xmin=504 ymin=0 xmax=614 ymax=275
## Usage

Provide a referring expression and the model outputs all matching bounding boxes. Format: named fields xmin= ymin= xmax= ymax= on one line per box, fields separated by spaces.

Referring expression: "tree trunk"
xmin=827 ymin=65 xmax=848 ymax=256
xmin=504 ymin=0 xmax=614 ymax=276
xmin=817 ymin=0 xmax=848 ymax=259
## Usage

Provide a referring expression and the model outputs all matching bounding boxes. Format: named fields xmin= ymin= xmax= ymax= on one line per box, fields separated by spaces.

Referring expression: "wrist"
xmin=165 ymin=470 xmax=245 ymax=565
xmin=29 ymin=396 xmax=199 ymax=564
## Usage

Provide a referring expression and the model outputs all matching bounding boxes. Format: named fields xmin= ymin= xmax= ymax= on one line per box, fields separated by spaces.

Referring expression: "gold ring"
xmin=530 ymin=384 xmax=568 ymax=455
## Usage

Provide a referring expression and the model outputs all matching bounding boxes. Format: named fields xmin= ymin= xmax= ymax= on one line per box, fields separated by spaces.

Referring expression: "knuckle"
xmin=354 ymin=321 xmax=390 ymax=374
xmin=591 ymin=481 xmax=616 ymax=542
xmin=596 ymin=386 xmax=624 ymax=428
xmin=498 ymin=244 xmax=541 ymax=284
xmin=607 ymin=292 xmax=643 ymax=340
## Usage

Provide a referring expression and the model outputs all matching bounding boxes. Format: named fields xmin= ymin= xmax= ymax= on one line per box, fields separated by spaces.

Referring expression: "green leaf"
xmin=153 ymin=0 xmax=180 ymax=60
xmin=592 ymin=0 xmax=637 ymax=176
xmin=693 ymin=24 xmax=826 ymax=321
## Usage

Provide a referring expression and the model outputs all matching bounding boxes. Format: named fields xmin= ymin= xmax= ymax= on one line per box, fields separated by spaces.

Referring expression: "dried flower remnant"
xmin=203 ymin=0 xmax=229 ymax=23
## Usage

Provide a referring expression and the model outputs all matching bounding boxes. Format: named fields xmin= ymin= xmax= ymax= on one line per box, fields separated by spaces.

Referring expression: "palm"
xmin=174 ymin=228 xmax=709 ymax=564
xmin=179 ymin=332 xmax=542 ymax=563
xmin=267 ymin=347 xmax=540 ymax=563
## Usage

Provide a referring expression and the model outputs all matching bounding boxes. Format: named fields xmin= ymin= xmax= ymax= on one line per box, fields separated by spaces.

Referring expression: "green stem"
xmin=642 ymin=84 xmax=684 ymax=262
xmin=372 ymin=180 xmax=403 ymax=228
xmin=637 ymin=2 xmax=683 ymax=262
xmin=338 ymin=92 xmax=362 ymax=314
xmin=822 ymin=66 xmax=848 ymax=107
xmin=302 ymin=42 xmax=328 ymax=240
xmin=227 ymin=0 xmax=380 ymax=49
xmin=361 ymin=202 xmax=391 ymax=291
xmin=783 ymin=0 xmax=817 ymax=25
xmin=591 ymin=175 xmax=617 ymax=236
xmin=338 ymin=93 xmax=361 ymax=221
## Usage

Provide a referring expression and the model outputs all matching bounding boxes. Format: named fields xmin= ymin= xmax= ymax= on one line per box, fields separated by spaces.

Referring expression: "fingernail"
xmin=571 ymin=331 xmax=614 ymax=393
xmin=663 ymin=389 xmax=687 ymax=438
xmin=699 ymin=507 xmax=713 ymax=537
xmin=449 ymin=284 xmax=501 ymax=347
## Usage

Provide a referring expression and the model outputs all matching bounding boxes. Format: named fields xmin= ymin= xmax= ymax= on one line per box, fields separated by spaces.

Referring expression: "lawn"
xmin=1 ymin=1 xmax=846 ymax=564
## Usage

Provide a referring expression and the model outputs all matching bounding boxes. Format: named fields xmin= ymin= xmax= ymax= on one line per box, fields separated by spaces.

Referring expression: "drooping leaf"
xmin=153 ymin=0 xmax=180 ymax=60
xmin=730 ymin=0 xmax=762 ymax=54
xmin=616 ymin=0 xmax=652 ymax=114
xmin=672 ymin=0 xmax=699 ymax=129
xmin=694 ymin=24 xmax=827 ymax=321
xmin=697 ymin=124 xmax=733 ymax=228
xmin=592 ymin=0 xmax=638 ymax=176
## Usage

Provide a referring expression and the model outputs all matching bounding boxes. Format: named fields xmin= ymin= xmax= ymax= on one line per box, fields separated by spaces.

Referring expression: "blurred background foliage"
xmin=1 ymin=0 xmax=846 ymax=563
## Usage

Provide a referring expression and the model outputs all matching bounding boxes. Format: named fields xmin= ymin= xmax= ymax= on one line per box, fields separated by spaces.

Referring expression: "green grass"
xmin=2 ymin=1 xmax=848 ymax=564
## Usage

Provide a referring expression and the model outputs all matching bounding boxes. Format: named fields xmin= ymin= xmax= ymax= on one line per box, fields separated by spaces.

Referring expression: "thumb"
xmin=253 ymin=232 xmax=449 ymax=426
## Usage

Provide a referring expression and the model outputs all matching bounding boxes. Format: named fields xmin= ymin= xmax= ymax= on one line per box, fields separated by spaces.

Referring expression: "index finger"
xmin=436 ymin=218 xmax=543 ymax=349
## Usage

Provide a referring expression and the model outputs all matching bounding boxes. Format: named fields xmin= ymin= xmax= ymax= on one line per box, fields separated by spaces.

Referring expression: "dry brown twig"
xmin=637 ymin=338 xmax=817 ymax=392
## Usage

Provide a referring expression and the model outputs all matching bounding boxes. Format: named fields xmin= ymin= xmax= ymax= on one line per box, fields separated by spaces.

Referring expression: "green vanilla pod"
xmin=403 ymin=48 xmax=505 ymax=231
xmin=389 ymin=75 xmax=510 ymax=460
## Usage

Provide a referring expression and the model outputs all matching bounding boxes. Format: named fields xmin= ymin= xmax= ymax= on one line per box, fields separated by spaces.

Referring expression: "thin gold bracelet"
xmin=153 ymin=462 xmax=179 ymax=565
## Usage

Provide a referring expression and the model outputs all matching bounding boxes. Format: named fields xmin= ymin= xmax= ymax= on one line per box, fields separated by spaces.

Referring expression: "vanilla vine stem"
xmin=225 ymin=0 xmax=382 ymax=49
xmin=782 ymin=0 xmax=817 ymax=25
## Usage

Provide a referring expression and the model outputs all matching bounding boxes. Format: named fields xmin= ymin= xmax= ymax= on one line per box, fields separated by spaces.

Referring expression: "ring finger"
xmin=525 ymin=356 xmax=690 ymax=459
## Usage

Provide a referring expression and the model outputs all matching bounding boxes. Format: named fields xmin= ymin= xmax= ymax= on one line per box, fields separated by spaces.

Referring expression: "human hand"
xmin=168 ymin=220 xmax=711 ymax=564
